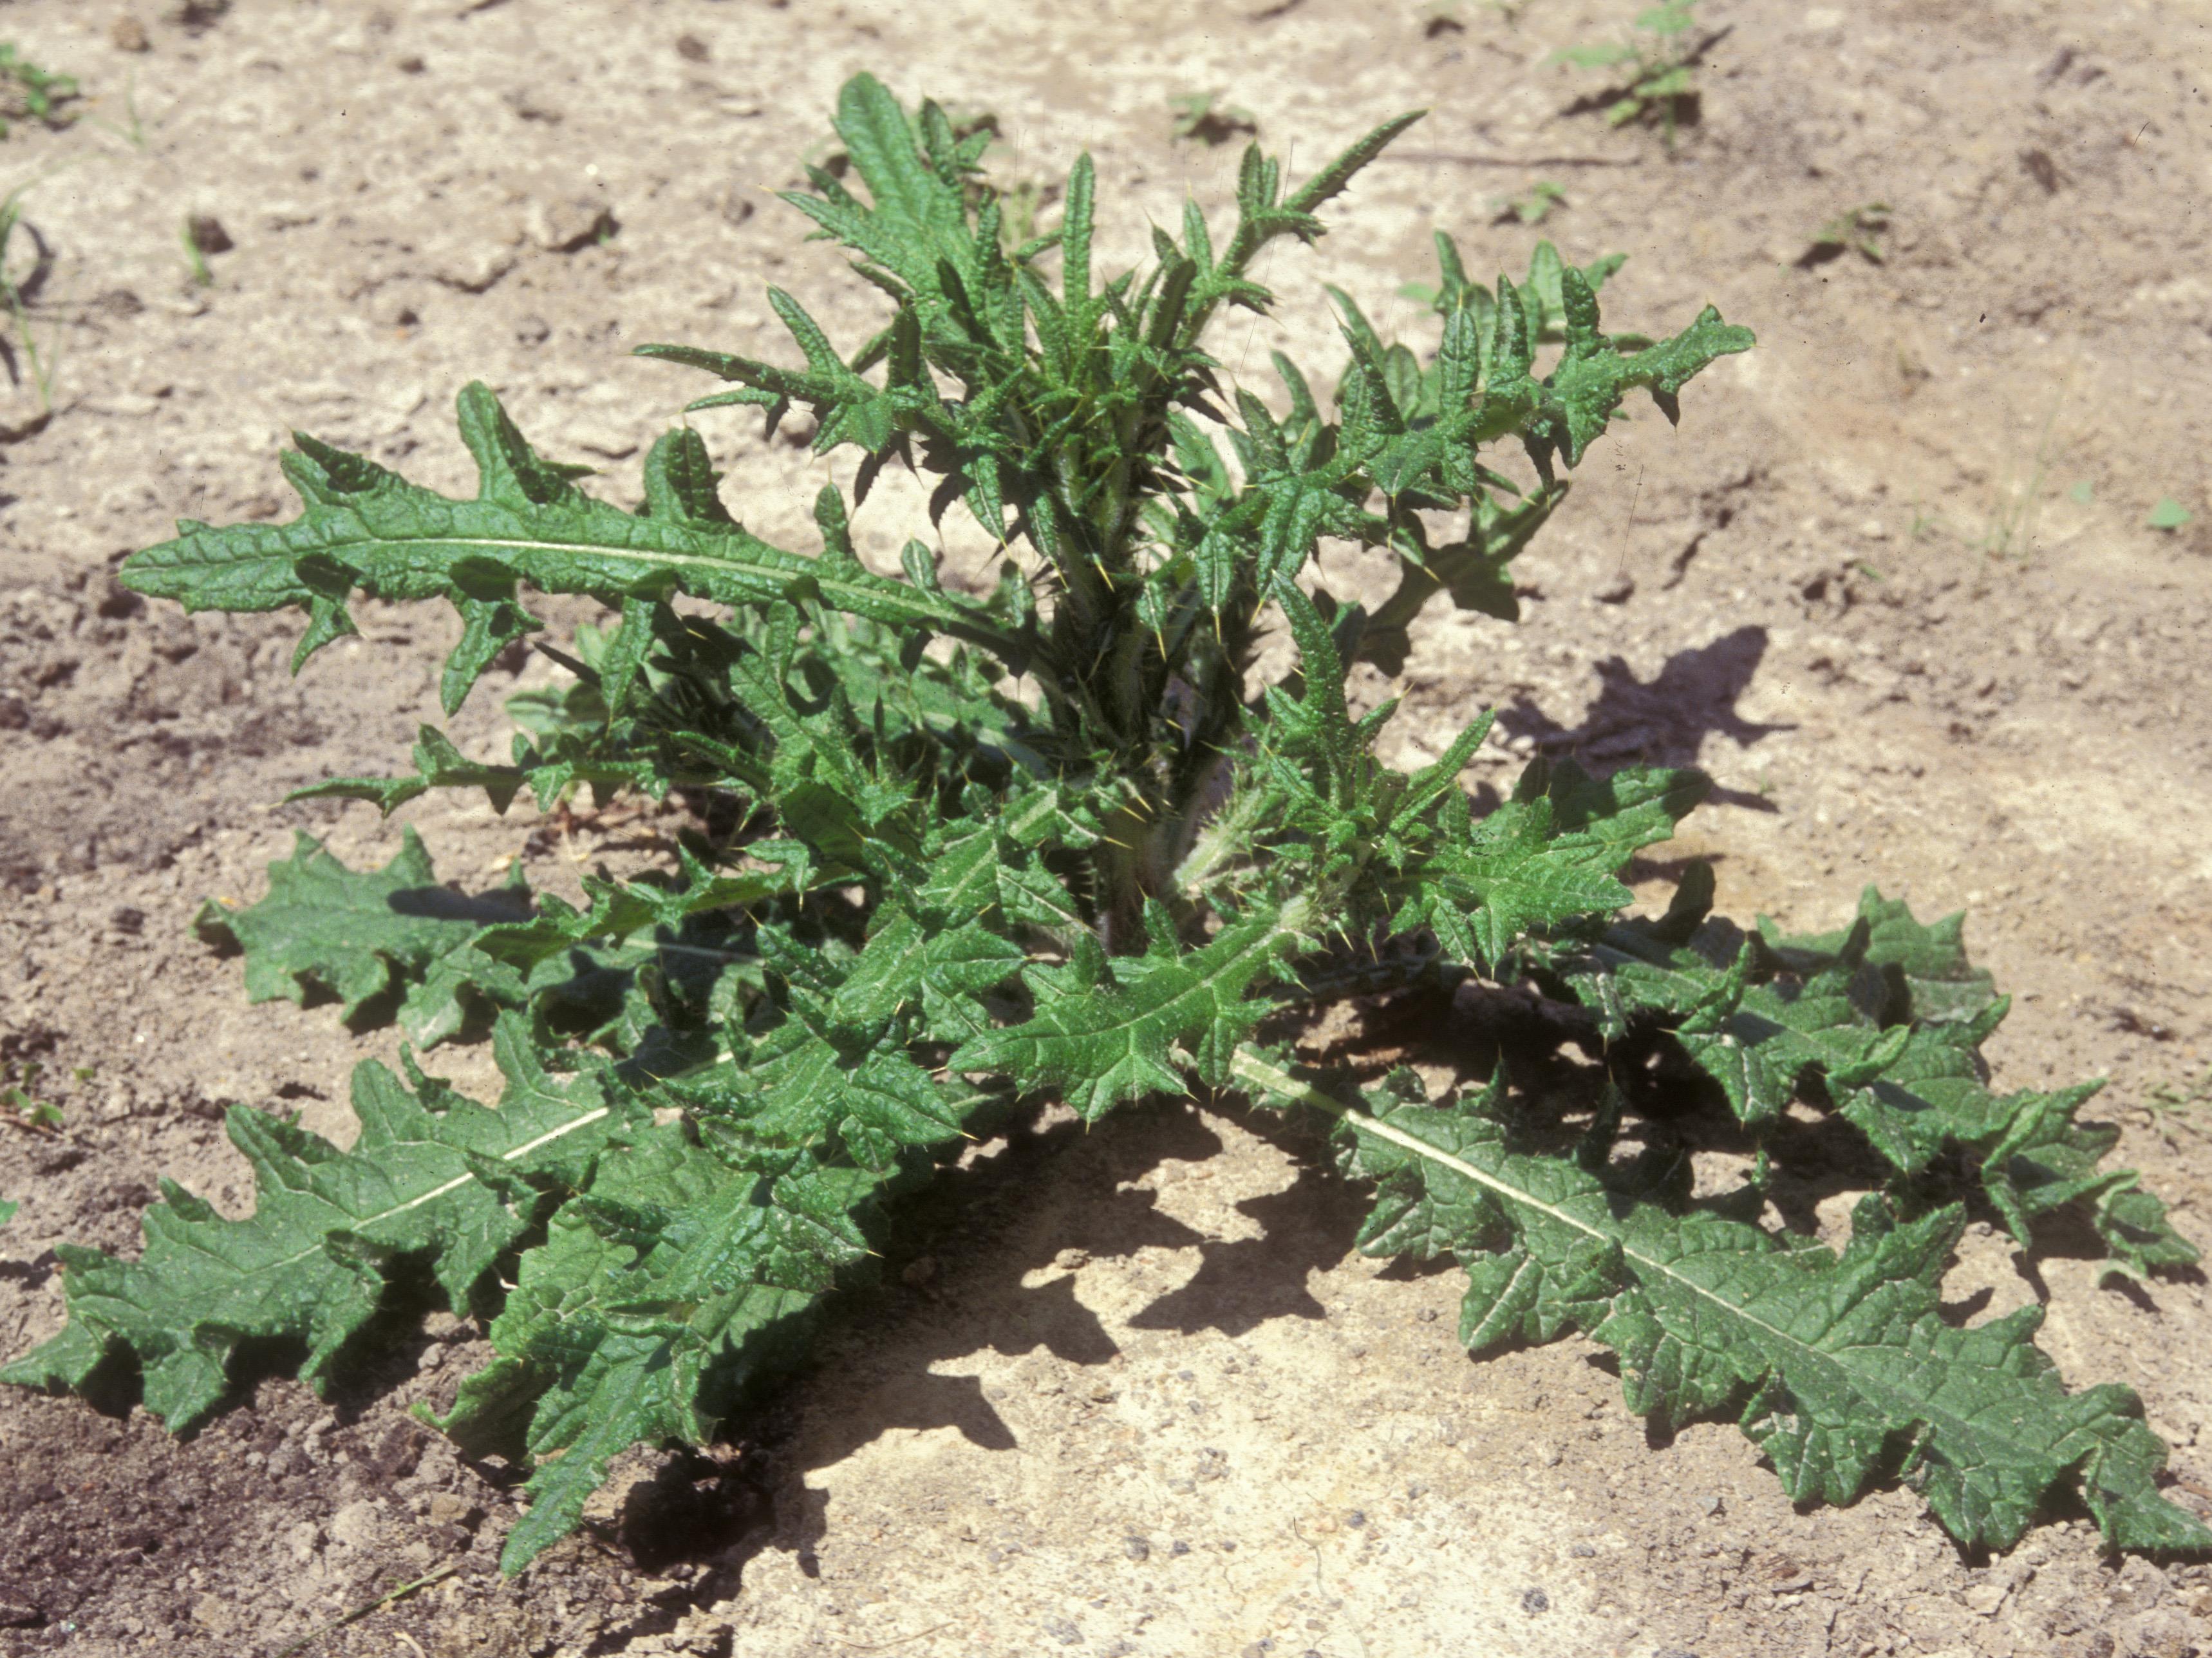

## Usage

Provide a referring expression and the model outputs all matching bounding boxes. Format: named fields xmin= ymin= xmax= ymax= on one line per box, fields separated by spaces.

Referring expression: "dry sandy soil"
xmin=2 ymin=1 xmax=2211 ymax=1654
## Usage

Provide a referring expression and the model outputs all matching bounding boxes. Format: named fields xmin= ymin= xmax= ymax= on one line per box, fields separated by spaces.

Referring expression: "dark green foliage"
xmin=10 ymin=73 xmax=2202 ymax=1574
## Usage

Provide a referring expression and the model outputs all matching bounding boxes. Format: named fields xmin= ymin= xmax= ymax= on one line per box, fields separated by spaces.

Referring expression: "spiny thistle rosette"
xmin=7 ymin=77 xmax=2204 ymax=1573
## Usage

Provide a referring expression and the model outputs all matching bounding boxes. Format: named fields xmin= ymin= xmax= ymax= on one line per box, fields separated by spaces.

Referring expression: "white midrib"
xmin=282 ymin=527 xmax=1016 ymax=646
xmin=259 ymin=1104 xmax=612 ymax=1272
xmin=1232 ymin=1046 xmax=2129 ymax=1525
xmin=1227 ymin=1046 xmax=1815 ymax=1366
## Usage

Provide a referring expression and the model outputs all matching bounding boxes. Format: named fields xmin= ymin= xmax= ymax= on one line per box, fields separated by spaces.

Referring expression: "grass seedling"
xmin=1979 ymin=375 xmax=2070 ymax=561
xmin=82 ymin=66 xmax=148 ymax=152
xmin=0 ymin=174 xmax=61 ymax=419
xmin=180 ymin=212 xmax=214 ymax=286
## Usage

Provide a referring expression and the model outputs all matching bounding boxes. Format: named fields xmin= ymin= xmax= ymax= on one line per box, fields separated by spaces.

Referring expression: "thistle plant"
xmin=8 ymin=77 xmax=2205 ymax=1576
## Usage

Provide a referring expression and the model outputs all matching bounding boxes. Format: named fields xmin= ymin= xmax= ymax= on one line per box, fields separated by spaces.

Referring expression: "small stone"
xmin=111 ymin=16 xmax=151 ymax=51
xmin=1595 ymin=572 xmax=1636 ymax=603
xmin=529 ymin=196 xmax=617 ymax=253
xmin=190 ymin=1592 xmax=235 ymax=1634
xmin=1122 ymin=1536 xmax=1150 ymax=1561
xmin=1697 ymin=1494 xmax=1723 ymax=1517
xmin=431 ymin=243 xmax=518 ymax=294
xmin=1345 ymin=1511 xmax=1366 ymax=1529
xmin=1961 ymin=1582 xmax=2007 ymax=1616
xmin=1571 ymin=1542 xmax=1597 ymax=1558
xmin=185 ymin=214 xmax=233 ymax=254
xmin=327 ymin=1499 xmax=385 ymax=1550
xmin=1170 ymin=1540 xmax=1190 ymax=1557
xmin=675 ymin=32 xmax=709 ymax=61
xmin=718 ymin=185 xmax=756 ymax=227
xmin=1053 ymin=1247 xmax=1090 ymax=1271
xmin=1521 ymin=1587 xmax=1550 ymax=1614
xmin=426 ymin=1493 xmax=479 ymax=1529
xmin=1044 ymin=1616 xmax=1083 ymax=1644
xmin=397 ymin=53 xmax=425 ymax=73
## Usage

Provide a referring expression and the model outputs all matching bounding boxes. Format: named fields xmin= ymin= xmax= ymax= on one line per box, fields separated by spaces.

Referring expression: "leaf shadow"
xmin=1123 ymin=1118 xmax=1370 ymax=1339
xmin=661 ymin=1098 xmax=1237 ymax=1587
xmin=1494 ymin=625 xmax=1789 ymax=809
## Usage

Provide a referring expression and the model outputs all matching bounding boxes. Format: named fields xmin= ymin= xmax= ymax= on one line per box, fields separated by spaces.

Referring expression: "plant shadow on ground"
xmin=597 ymin=983 xmax=2202 ymax=1599
xmin=1495 ymin=624 xmax=1790 ymax=808
xmin=18 ymin=971 xmax=2199 ymax=1632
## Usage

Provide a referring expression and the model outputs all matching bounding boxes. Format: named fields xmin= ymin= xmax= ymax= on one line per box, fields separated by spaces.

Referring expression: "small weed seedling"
xmin=1494 ymin=180 xmax=1567 ymax=225
xmin=0 ymin=174 xmax=61 ymax=421
xmin=179 ymin=212 xmax=221 ymax=286
xmin=83 ymin=66 xmax=149 ymax=153
xmin=1804 ymin=201 xmax=1891 ymax=265
xmin=2148 ymin=496 xmax=2192 ymax=531
xmin=2141 ymin=1066 xmax=2212 ymax=1146
xmin=1 ymin=1061 xmax=64 ymax=1133
xmin=1980 ymin=375 xmax=2071 ymax=561
xmin=1551 ymin=1 xmax=1707 ymax=149
xmin=1170 ymin=90 xmax=1259 ymax=146
xmin=0 ymin=43 xmax=79 ymax=138
xmin=7 ymin=79 xmax=2205 ymax=1578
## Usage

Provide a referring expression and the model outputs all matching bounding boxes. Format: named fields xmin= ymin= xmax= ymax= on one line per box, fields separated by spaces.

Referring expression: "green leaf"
xmin=951 ymin=897 xmax=1311 ymax=1120
xmin=1760 ymin=887 xmax=1997 ymax=1024
xmin=1401 ymin=758 xmax=1708 ymax=969
xmin=194 ymin=827 xmax=532 ymax=1032
xmin=1573 ymin=884 xmax=2197 ymax=1274
xmin=1237 ymin=1051 xmax=2212 ymax=1554
xmin=120 ymin=390 xmax=1028 ymax=709
xmin=2148 ymin=496 xmax=2191 ymax=531
xmin=2 ymin=1020 xmax=631 ymax=1429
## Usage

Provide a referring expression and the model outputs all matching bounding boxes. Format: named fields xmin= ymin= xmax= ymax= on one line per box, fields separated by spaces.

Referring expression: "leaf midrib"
xmin=1228 ymin=1048 xmax=2084 ymax=1487
xmin=149 ymin=525 xmax=1026 ymax=657
xmin=234 ymin=1103 xmax=614 ymax=1281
